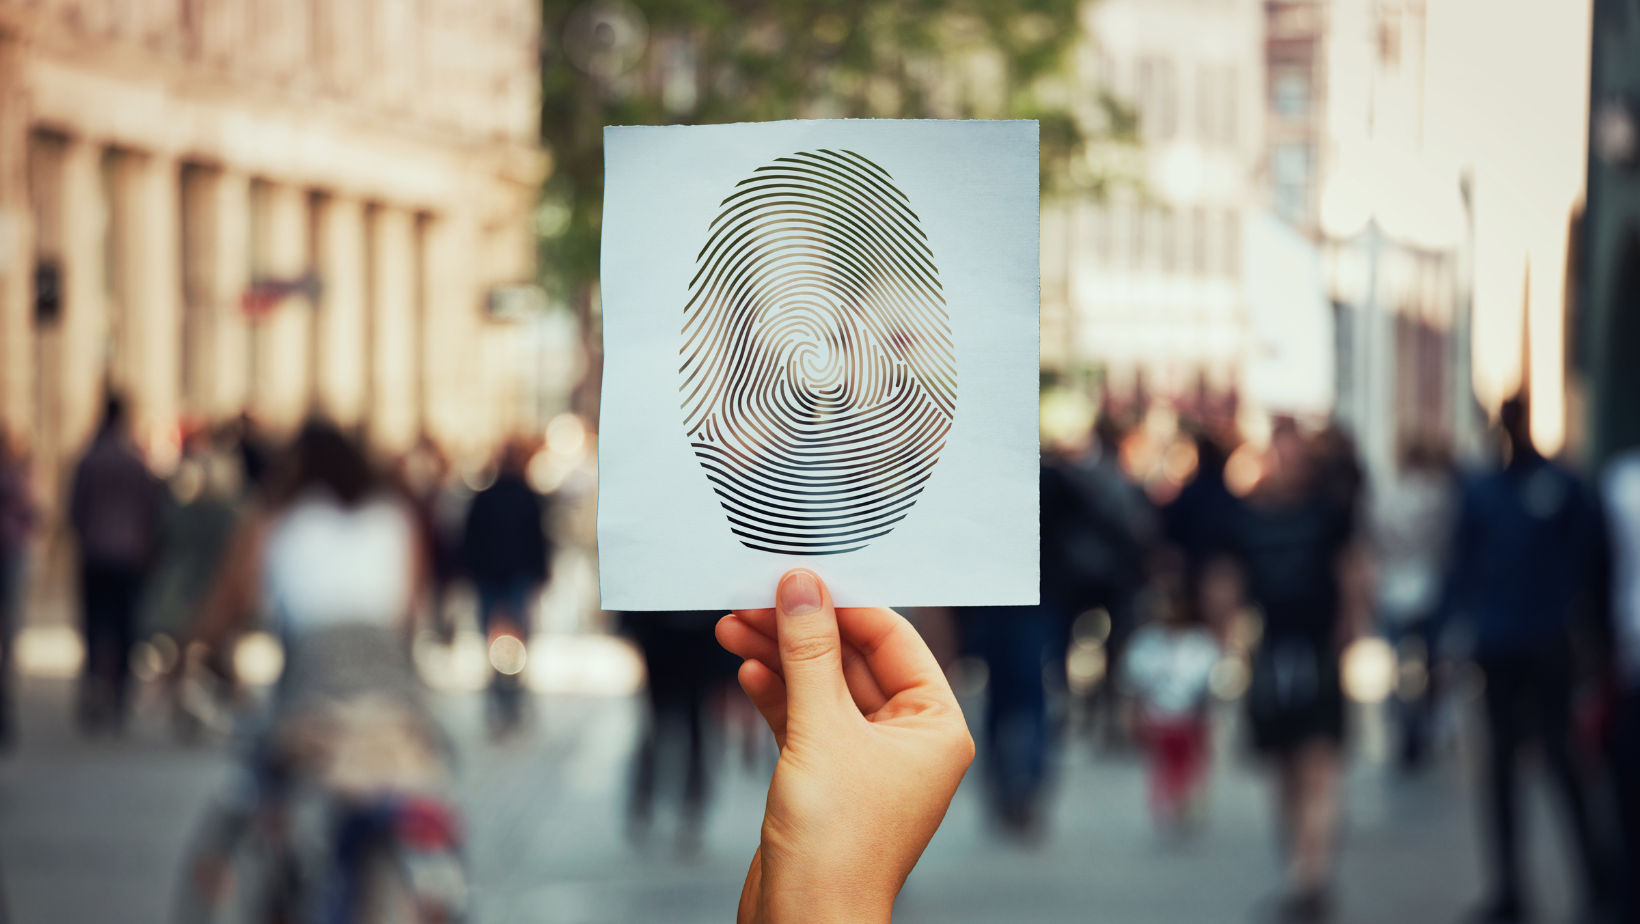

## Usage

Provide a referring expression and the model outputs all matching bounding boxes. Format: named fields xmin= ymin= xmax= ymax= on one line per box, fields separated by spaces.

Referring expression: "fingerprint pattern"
xmin=680 ymin=149 xmax=956 ymax=555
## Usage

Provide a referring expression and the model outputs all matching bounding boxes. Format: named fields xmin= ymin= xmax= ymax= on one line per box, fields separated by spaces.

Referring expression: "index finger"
xmin=730 ymin=607 xmax=776 ymax=637
xmin=835 ymin=606 xmax=952 ymax=701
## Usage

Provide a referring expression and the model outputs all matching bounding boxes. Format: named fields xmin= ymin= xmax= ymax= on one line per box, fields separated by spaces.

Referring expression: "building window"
xmin=1137 ymin=56 xmax=1178 ymax=141
xmin=1272 ymin=68 xmax=1311 ymax=118
xmin=1221 ymin=209 xmax=1241 ymax=279
xmin=1197 ymin=65 xmax=1238 ymax=146
xmin=1272 ymin=144 xmax=1312 ymax=224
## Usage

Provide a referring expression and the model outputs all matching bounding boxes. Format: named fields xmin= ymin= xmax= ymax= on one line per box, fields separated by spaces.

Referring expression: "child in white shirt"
xmin=1122 ymin=574 xmax=1222 ymax=830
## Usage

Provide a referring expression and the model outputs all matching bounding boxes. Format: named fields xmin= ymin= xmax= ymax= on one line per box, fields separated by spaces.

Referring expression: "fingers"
xmin=836 ymin=606 xmax=955 ymax=703
xmin=748 ymin=603 xmax=955 ymax=702
xmin=837 ymin=639 xmax=890 ymax=714
xmin=738 ymin=658 xmax=788 ymax=747
xmin=728 ymin=606 xmax=776 ymax=638
xmin=719 ymin=613 xmax=889 ymax=714
xmin=717 ymin=614 xmax=780 ymax=668
xmin=771 ymin=569 xmax=852 ymax=722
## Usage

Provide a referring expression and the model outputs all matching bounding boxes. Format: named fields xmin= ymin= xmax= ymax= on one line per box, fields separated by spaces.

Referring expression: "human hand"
xmin=715 ymin=570 xmax=974 ymax=924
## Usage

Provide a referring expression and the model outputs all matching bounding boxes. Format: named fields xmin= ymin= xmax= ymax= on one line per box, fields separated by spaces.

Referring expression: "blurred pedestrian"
xmin=0 ymin=429 xmax=37 ymax=746
xmin=1445 ymin=397 xmax=1609 ymax=923
xmin=181 ymin=420 xmax=462 ymax=920
xmin=460 ymin=439 xmax=550 ymax=732
xmin=1369 ymin=437 xmax=1457 ymax=770
xmin=226 ymin=411 xmax=273 ymax=499
xmin=958 ymin=601 xmax=1057 ymax=835
xmin=140 ymin=427 xmax=243 ymax=658
xmin=1046 ymin=417 xmax=1156 ymax=744
xmin=397 ymin=437 xmax=457 ymax=641
xmin=1163 ymin=426 xmax=1238 ymax=583
xmin=1598 ymin=446 xmax=1640 ymax=924
xmin=621 ymin=609 xmax=736 ymax=854
xmin=1121 ymin=551 xmax=1220 ymax=834
xmin=1312 ymin=425 xmax=1366 ymax=514
xmin=957 ymin=453 xmax=1120 ymax=836
xmin=69 ymin=395 xmax=160 ymax=732
xmin=1207 ymin=420 xmax=1368 ymax=923
xmin=187 ymin=418 xmax=430 ymax=721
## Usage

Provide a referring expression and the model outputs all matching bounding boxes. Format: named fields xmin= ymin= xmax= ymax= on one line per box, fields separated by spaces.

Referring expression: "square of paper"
xmin=598 ymin=119 xmax=1039 ymax=610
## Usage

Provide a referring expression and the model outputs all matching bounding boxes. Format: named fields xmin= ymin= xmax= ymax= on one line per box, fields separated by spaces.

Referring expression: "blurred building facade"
xmin=1291 ymin=0 xmax=1479 ymax=482
xmin=1296 ymin=0 xmax=1595 ymax=480
xmin=1583 ymin=0 xmax=1640 ymax=468
xmin=1043 ymin=0 xmax=1265 ymax=410
xmin=0 ymin=0 xmax=549 ymax=506
xmin=1262 ymin=0 xmax=1326 ymax=236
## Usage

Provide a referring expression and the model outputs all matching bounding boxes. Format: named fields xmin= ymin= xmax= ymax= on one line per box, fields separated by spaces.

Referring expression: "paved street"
xmin=0 ymin=674 xmax=1583 ymax=924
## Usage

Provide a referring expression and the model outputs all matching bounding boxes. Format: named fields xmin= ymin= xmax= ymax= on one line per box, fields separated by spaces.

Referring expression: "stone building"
xmin=0 ymin=0 xmax=548 ymax=506
xmin=1042 ymin=0 xmax=1266 ymax=409
xmin=1304 ymin=0 xmax=1478 ymax=483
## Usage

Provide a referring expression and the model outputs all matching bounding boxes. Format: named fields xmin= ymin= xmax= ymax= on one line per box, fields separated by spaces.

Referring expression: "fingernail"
xmin=779 ymin=571 xmax=822 ymax=617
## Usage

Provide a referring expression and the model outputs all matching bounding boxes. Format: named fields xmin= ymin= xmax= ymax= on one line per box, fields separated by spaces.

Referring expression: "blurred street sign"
xmin=240 ymin=272 xmax=321 ymax=318
xmin=486 ymin=283 xmax=548 ymax=321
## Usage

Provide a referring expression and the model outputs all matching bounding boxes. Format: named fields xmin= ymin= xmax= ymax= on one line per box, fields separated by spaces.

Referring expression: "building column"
xmin=0 ymin=38 xmax=33 ymax=446
xmin=420 ymin=211 xmax=483 ymax=452
xmin=250 ymin=181 xmax=312 ymax=433
xmin=109 ymin=150 xmax=183 ymax=456
xmin=368 ymin=205 xmax=418 ymax=453
xmin=207 ymin=170 xmax=251 ymax=421
xmin=179 ymin=166 xmax=256 ymax=425
xmin=313 ymin=195 xmax=368 ymax=427
xmin=58 ymin=138 xmax=107 ymax=457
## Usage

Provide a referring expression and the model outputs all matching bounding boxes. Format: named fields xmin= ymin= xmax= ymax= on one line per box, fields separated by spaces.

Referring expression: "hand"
xmin=716 ymin=570 xmax=974 ymax=924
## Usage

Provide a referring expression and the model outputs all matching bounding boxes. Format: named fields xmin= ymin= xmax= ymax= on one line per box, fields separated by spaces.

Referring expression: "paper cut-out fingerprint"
xmin=680 ymin=149 xmax=956 ymax=555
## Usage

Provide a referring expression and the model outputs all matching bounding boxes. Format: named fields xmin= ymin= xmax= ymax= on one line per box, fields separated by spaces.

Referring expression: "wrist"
xmin=756 ymin=863 xmax=898 ymax=924
xmin=759 ymin=891 xmax=895 ymax=924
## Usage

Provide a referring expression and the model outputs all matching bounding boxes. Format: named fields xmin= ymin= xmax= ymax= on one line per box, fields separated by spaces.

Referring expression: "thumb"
xmin=774 ymin=569 xmax=851 ymax=723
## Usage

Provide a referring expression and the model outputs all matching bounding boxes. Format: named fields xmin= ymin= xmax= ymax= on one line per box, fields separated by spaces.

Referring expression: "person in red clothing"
xmin=1122 ymin=556 xmax=1221 ymax=831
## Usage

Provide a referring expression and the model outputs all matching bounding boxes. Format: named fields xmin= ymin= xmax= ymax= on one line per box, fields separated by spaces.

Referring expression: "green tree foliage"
xmin=537 ymin=0 xmax=1136 ymax=304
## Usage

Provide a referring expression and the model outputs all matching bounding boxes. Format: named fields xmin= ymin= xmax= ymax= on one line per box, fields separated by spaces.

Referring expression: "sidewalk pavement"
xmin=0 ymin=677 xmax=1581 ymax=924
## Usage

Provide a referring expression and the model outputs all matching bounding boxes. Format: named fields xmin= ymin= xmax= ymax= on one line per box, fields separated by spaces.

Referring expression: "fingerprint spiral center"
xmin=679 ymin=149 xmax=956 ymax=555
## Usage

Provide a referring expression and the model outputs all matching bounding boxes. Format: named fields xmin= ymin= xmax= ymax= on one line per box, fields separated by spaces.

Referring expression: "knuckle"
xmin=935 ymin=716 xmax=976 ymax=765
xmin=780 ymin=632 xmax=838 ymax=664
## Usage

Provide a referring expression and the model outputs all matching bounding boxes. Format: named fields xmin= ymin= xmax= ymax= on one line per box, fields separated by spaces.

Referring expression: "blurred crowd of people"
xmin=948 ymin=393 xmax=1639 ymax=924
xmin=1 ymin=387 xmax=1639 ymax=924
xmin=0 ymin=400 xmax=569 ymax=919
xmin=14 ymin=398 xmax=562 ymax=741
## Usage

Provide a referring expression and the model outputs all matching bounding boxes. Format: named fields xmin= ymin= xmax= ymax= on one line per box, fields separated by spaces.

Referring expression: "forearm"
xmin=753 ymin=874 xmax=896 ymax=924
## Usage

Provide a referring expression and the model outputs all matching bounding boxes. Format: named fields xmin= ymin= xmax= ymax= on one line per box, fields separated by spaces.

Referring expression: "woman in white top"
xmin=188 ymin=420 xmax=431 ymax=740
xmin=182 ymin=421 xmax=457 ymax=920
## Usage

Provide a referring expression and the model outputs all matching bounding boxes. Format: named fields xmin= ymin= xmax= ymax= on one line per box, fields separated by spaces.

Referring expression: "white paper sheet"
xmin=598 ymin=119 xmax=1039 ymax=610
